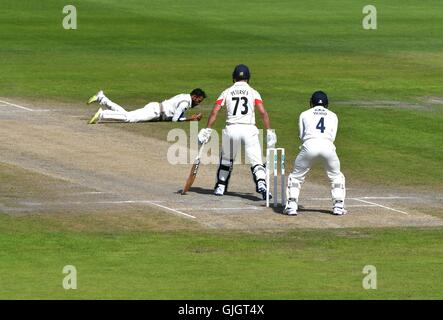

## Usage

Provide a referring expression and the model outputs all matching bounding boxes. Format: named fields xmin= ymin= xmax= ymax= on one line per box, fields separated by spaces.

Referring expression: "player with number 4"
xmin=198 ymin=64 xmax=277 ymax=199
xmin=284 ymin=91 xmax=347 ymax=216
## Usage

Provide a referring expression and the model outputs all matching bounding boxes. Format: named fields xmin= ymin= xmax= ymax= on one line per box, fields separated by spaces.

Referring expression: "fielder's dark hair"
xmin=190 ymin=88 xmax=206 ymax=98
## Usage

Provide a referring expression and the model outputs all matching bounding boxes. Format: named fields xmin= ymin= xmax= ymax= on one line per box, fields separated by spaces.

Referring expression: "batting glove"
xmin=198 ymin=128 xmax=212 ymax=144
xmin=267 ymin=129 xmax=277 ymax=148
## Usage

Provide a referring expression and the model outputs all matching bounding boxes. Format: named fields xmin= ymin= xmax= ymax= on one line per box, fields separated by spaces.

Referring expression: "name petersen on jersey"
xmin=230 ymin=89 xmax=248 ymax=96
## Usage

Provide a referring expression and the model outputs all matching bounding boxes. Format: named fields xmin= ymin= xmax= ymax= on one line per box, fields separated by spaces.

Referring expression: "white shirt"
xmin=215 ymin=82 xmax=263 ymax=125
xmin=161 ymin=93 xmax=192 ymax=122
xmin=299 ymin=106 xmax=338 ymax=143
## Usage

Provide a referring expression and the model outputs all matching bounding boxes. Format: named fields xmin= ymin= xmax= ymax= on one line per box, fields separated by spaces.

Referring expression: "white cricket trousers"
xmin=221 ymin=124 xmax=263 ymax=166
xmin=288 ymin=138 xmax=345 ymax=202
xmin=99 ymin=96 xmax=161 ymax=123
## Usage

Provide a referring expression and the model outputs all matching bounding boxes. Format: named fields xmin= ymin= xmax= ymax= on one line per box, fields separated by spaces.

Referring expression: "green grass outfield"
xmin=1 ymin=213 xmax=442 ymax=299
xmin=1 ymin=0 xmax=442 ymax=299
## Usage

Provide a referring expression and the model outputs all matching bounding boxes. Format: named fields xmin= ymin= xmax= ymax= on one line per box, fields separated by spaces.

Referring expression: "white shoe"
xmin=332 ymin=200 xmax=347 ymax=215
xmin=283 ymin=200 xmax=298 ymax=216
xmin=88 ymin=107 xmax=103 ymax=124
xmin=87 ymin=90 xmax=104 ymax=105
xmin=214 ymin=184 xmax=225 ymax=196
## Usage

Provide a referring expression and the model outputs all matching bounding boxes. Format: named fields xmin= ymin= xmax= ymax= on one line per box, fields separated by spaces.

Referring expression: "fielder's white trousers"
xmin=221 ymin=124 xmax=263 ymax=166
xmin=99 ymin=96 xmax=161 ymax=123
xmin=288 ymin=138 xmax=346 ymax=202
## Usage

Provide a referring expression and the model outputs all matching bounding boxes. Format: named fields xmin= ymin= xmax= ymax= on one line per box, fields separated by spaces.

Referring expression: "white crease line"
xmin=21 ymin=200 xmax=196 ymax=219
xmin=298 ymin=204 xmax=376 ymax=208
xmin=75 ymin=191 xmax=107 ymax=195
xmin=353 ymin=198 xmax=409 ymax=215
xmin=0 ymin=100 xmax=35 ymax=111
xmin=96 ymin=200 xmax=196 ymax=219
xmin=309 ymin=196 xmax=417 ymax=201
xmin=177 ymin=207 xmax=264 ymax=211
xmin=102 ymin=200 xmax=158 ymax=204
xmin=356 ymin=196 xmax=417 ymax=200
xmin=24 ymin=200 xmax=252 ymax=210
xmin=345 ymin=204 xmax=377 ymax=207
xmin=178 ymin=199 xmax=252 ymax=203
xmin=148 ymin=202 xmax=196 ymax=219
xmin=91 ymin=200 xmax=165 ymax=203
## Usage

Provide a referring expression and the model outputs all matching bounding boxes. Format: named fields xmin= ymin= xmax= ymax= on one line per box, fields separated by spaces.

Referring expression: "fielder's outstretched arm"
xmin=181 ymin=113 xmax=202 ymax=121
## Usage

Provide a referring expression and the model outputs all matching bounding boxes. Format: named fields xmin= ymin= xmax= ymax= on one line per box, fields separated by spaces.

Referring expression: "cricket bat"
xmin=181 ymin=143 xmax=205 ymax=195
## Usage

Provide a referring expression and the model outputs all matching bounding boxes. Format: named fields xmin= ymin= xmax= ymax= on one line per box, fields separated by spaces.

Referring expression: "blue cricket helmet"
xmin=232 ymin=64 xmax=251 ymax=82
xmin=310 ymin=91 xmax=329 ymax=108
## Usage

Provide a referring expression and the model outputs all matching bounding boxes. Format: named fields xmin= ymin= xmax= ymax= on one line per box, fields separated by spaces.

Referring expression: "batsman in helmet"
xmin=198 ymin=64 xmax=277 ymax=199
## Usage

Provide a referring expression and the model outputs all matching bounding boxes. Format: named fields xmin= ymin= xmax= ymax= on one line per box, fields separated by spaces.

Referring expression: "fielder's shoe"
xmin=88 ymin=107 xmax=103 ymax=124
xmin=332 ymin=200 xmax=347 ymax=215
xmin=214 ymin=184 xmax=226 ymax=196
xmin=283 ymin=199 xmax=298 ymax=216
xmin=87 ymin=90 xmax=104 ymax=105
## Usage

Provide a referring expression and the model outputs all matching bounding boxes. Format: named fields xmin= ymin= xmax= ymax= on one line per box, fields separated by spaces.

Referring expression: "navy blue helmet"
xmin=232 ymin=64 xmax=251 ymax=82
xmin=310 ymin=91 xmax=328 ymax=108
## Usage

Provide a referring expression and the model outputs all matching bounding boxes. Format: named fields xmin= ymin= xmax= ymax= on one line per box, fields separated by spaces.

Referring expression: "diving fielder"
xmin=87 ymin=88 xmax=206 ymax=124
xmin=284 ymin=91 xmax=347 ymax=215
xmin=198 ymin=64 xmax=277 ymax=199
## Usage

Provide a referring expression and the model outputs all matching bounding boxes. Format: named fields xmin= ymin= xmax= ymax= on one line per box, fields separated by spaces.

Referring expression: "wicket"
xmin=265 ymin=147 xmax=286 ymax=207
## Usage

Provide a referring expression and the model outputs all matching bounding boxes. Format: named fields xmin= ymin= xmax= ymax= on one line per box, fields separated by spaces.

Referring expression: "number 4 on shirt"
xmin=316 ymin=117 xmax=325 ymax=133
